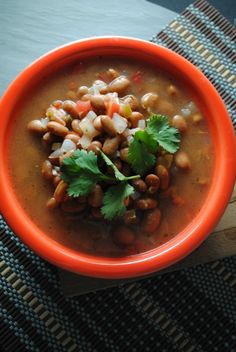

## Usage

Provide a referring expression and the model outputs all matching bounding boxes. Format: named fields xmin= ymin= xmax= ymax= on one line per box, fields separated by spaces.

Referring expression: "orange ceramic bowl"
xmin=0 ymin=37 xmax=235 ymax=278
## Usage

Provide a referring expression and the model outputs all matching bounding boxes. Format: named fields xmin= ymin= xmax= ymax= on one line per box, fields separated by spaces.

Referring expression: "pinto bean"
xmin=53 ymin=175 xmax=61 ymax=187
xmin=120 ymin=95 xmax=139 ymax=110
xmin=113 ymin=159 xmax=123 ymax=170
xmin=192 ymin=112 xmax=203 ymax=124
xmin=87 ymin=141 xmax=102 ymax=155
xmin=172 ymin=115 xmax=187 ymax=133
xmin=136 ymin=198 xmax=158 ymax=210
xmin=27 ymin=120 xmax=47 ymax=135
xmin=155 ymin=165 xmax=169 ymax=190
xmin=71 ymin=119 xmax=83 ymax=136
xmin=65 ymin=132 xmax=80 ymax=144
xmin=47 ymin=107 xmax=66 ymax=126
xmin=90 ymin=208 xmax=103 ymax=220
xmin=141 ymin=93 xmax=158 ymax=109
xmin=147 ymin=185 xmax=159 ymax=195
xmin=61 ymin=200 xmax=85 ymax=213
xmin=175 ymin=151 xmax=191 ymax=170
xmin=100 ymin=115 xmax=117 ymax=136
xmin=41 ymin=160 xmax=53 ymax=180
xmin=62 ymin=100 xmax=79 ymax=118
xmin=143 ymin=208 xmax=161 ymax=233
xmin=107 ymin=68 xmax=119 ymax=79
xmin=46 ymin=197 xmax=58 ymax=209
xmin=54 ymin=180 xmax=67 ymax=203
xmin=167 ymin=85 xmax=178 ymax=95
xmin=132 ymin=179 xmax=147 ymax=193
xmin=108 ymin=76 xmax=130 ymax=94
xmin=129 ymin=112 xmax=144 ymax=128
xmin=122 ymin=163 xmax=131 ymax=176
xmin=119 ymin=148 xmax=129 ymax=162
xmin=93 ymin=116 xmax=103 ymax=132
xmin=145 ymin=174 xmax=160 ymax=187
xmin=113 ymin=226 xmax=135 ymax=246
xmin=88 ymin=184 xmax=103 ymax=207
xmin=77 ymin=86 xmax=89 ymax=97
xmin=102 ymin=136 xmax=120 ymax=155
xmin=90 ymin=94 xmax=106 ymax=112
xmin=52 ymin=100 xmax=63 ymax=109
xmin=47 ymin=121 xmax=69 ymax=137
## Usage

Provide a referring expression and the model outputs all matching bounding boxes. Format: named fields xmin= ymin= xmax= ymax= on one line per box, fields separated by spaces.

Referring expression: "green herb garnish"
xmin=128 ymin=114 xmax=180 ymax=175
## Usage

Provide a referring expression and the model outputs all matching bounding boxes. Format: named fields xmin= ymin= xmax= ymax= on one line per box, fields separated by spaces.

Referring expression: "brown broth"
xmin=8 ymin=57 xmax=214 ymax=256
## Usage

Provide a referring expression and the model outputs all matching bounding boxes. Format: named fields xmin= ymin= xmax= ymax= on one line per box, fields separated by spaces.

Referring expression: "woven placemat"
xmin=1 ymin=1 xmax=236 ymax=351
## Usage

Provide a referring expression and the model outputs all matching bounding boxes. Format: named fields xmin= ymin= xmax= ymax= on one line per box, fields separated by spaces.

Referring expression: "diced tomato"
xmin=131 ymin=70 xmax=143 ymax=84
xmin=76 ymin=100 xmax=92 ymax=115
xmin=106 ymin=100 xmax=120 ymax=117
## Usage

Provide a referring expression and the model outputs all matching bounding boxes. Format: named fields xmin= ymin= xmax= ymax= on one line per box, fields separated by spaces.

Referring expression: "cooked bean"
xmin=158 ymin=100 xmax=174 ymax=116
xmin=100 ymin=115 xmax=117 ymax=136
xmin=77 ymin=85 xmax=89 ymax=97
xmin=87 ymin=141 xmax=102 ymax=155
xmin=129 ymin=111 xmax=144 ymax=128
xmin=175 ymin=151 xmax=191 ymax=170
xmin=76 ymin=196 xmax=87 ymax=203
xmin=155 ymin=165 xmax=169 ymax=190
xmin=108 ymin=76 xmax=130 ymax=94
xmin=93 ymin=116 xmax=103 ymax=132
xmin=66 ymin=90 xmax=77 ymax=100
xmin=41 ymin=160 xmax=53 ymax=180
xmin=136 ymin=198 xmax=158 ymax=210
xmin=107 ymin=68 xmax=119 ymax=79
xmin=65 ymin=132 xmax=80 ymax=144
xmin=62 ymin=100 xmax=79 ymax=118
xmin=124 ymin=209 xmax=139 ymax=225
xmin=47 ymin=121 xmax=69 ymax=137
xmin=81 ymin=93 xmax=92 ymax=101
xmin=167 ymin=84 xmax=178 ymax=95
xmin=61 ymin=200 xmax=85 ymax=213
xmin=132 ymin=179 xmax=147 ymax=193
xmin=145 ymin=174 xmax=160 ymax=187
xmin=119 ymin=148 xmax=129 ymax=162
xmin=120 ymin=95 xmax=139 ymax=110
xmin=47 ymin=107 xmax=66 ymax=126
xmin=147 ymin=185 xmax=159 ymax=195
xmin=52 ymin=100 xmax=63 ymax=109
xmin=88 ymin=184 xmax=103 ymax=207
xmin=113 ymin=159 xmax=123 ymax=170
xmin=46 ymin=197 xmax=58 ymax=209
xmin=71 ymin=119 xmax=83 ymax=136
xmin=156 ymin=155 xmax=173 ymax=170
xmin=99 ymin=86 xmax=108 ymax=94
xmin=143 ymin=208 xmax=161 ymax=233
xmin=27 ymin=120 xmax=46 ymax=135
xmin=113 ymin=226 xmax=135 ymax=246
xmin=192 ymin=112 xmax=203 ymax=124
xmin=54 ymin=180 xmax=68 ymax=203
xmin=90 ymin=94 xmax=106 ymax=112
xmin=102 ymin=136 xmax=120 ymax=155
xmin=53 ymin=175 xmax=61 ymax=187
xmin=141 ymin=92 xmax=158 ymax=109
xmin=172 ymin=115 xmax=187 ymax=133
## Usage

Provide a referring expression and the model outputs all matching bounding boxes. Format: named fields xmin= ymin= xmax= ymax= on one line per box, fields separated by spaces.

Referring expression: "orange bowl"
xmin=0 ymin=37 xmax=235 ymax=278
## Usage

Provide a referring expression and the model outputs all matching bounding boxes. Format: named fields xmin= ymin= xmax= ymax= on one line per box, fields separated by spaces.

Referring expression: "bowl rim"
xmin=0 ymin=36 xmax=235 ymax=278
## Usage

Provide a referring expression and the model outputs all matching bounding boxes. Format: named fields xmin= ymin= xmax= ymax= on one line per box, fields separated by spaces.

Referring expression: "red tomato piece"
xmin=106 ymin=100 xmax=120 ymax=117
xmin=76 ymin=100 xmax=92 ymax=115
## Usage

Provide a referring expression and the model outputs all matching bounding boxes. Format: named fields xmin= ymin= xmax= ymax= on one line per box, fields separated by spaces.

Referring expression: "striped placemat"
xmin=0 ymin=1 xmax=236 ymax=351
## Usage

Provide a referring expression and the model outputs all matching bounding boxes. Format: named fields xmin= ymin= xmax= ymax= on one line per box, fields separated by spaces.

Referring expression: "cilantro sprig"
xmin=128 ymin=114 xmax=180 ymax=175
xmin=61 ymin=149 xmax=139 ymax=219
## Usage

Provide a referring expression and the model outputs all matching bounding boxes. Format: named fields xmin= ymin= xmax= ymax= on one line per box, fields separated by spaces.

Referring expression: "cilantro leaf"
xmin=146 ymin=114 xmax=180 ymax=154
xmin=128 ymin=135 xmax=156 ymax=176
xmin=100 ymin=150 xmax=140 ymax=181
xmin=134 ymin=130 xmax=158 ymax=153
xmin=72 ymin=149 xmax=101 ymax=175
xmin=67 ymin=173 xmax=97 ymax=197
xmin=101 ymin=182 xmax=134 ymax=220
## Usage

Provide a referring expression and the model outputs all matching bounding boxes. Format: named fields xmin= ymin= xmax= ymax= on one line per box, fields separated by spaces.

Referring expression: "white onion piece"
xmin=127 ymin=135 xmax=134 ymax=144
xmin=112 ymin=113 xmax=128 ymax=134
xmin=129 ymin=128 xmax=140 ymax=135
xmin=93 ymin=80 xmax=107 ymax=92
xmin=49 ymin=148 xmax=64 ymax=158
xmin=54 ymin=166 xmax=60 ymax=172
xmin=79 ymin=134 xmax=92 ymax=149
xmin=80 ymin=113 xmax=99 ymax=138
xmin=181 ymin=108 xmax=191 ymax=117
xmin=52 ymin=169 xmax=58 ymax=176
xmin=46 ymin=106 xmax=66 ymax=119
xmin=137 ymin=119 xmax=146 ymax=129
xmin=106 ymin=92 xmax=119 ymax=103
xmin=61 ymin=139 xmax=76 ymax=152
xmin=40 ymin=117 xmax=49 ymax=127
xmin=186 ymin=101 xmax=197 ymax=113
xmin=122 ymin=128 xmax=130 ymax=138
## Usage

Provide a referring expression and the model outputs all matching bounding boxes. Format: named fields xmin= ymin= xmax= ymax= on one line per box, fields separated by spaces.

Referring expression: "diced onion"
xmin=86 ymin=110 xmax=97 ymax=121
xmin=181 ymin=101 xmax=197 ymax=117
xmin=129 ymin=128 xmax=140 ymax=135
xmin=52 ymin=169 xmax=58 ymax=176
xmin=61 ymin=139 xmax=76 ymax=152
xmin=181 ymin=108 xmax=191 ymax=117
xmin=80 ymin=113 xmax=99 ymax=138
xmin=79 ymin=134 xmax=92 ymax=149
xmin=122 ymin=128 xmax=130 ymax=138
xmin=112 ymin=113 xmax=128 ymax=134
xmin=40 ymin=117 xmax=49 ymax=127
xmin=137 ymin=119 xmax=146 ymax=129
xmin=127 ymin=135 xmax=134 ymax=144
xmin=49 ymin=148 xmax=64 ymax=158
